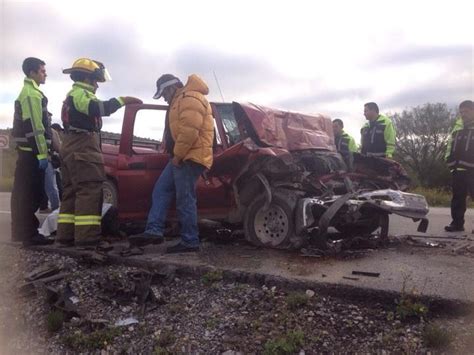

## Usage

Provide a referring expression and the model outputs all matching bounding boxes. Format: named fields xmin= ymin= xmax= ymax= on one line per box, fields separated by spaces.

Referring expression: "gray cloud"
xmin=273 ymin=87 xmax=372 ymax=111
xmin=168 ymin=46 xmax=284 ymax=95
xmin=385 ymin=82 xmax=473 ymax=109
xmin=372 ymin=45 xmax=472 ymax=67
xmin=1 ymin=2 xmax=69 ymax=79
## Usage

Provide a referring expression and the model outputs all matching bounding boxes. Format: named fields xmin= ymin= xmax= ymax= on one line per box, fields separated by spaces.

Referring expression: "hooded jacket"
xmin=168 ymin=74 xmax=214 ymax=169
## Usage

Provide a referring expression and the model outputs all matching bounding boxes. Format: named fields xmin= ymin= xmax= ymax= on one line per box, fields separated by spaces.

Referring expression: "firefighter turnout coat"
xmin=57 ymin=81 xmax=124 ymax=244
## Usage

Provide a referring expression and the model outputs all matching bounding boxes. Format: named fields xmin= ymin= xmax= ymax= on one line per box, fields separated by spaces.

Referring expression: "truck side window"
xmin=216 ymin=104 xmax=241 ymax=146
xmin=133 ymin=109 xmax=165 ymax=152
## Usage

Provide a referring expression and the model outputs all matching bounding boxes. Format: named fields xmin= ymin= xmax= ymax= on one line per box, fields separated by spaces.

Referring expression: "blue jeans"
xmin=45 ymin=161 xmax=60 ymax=211
xmin=145 ymin=160 xmax=204 ymax=247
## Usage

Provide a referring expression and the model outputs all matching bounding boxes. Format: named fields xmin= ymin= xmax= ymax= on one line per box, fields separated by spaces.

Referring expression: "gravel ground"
xmin=0 ymin=244 xmax=473 ymax=354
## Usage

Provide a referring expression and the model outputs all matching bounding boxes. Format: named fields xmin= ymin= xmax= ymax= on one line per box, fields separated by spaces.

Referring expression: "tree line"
xmin=390 ymin=103 xmax=457 ymax=188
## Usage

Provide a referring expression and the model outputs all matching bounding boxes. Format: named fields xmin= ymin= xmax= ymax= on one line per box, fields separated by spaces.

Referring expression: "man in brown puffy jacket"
xmin=129 ymin=74 xmax=214 ymax=253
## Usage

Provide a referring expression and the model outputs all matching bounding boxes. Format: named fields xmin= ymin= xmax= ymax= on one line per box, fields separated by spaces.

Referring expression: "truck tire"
xmin=103 ymin=180 xmax=118 ymax=207
xmin=244 ymin=193 xmax=302 ymax=250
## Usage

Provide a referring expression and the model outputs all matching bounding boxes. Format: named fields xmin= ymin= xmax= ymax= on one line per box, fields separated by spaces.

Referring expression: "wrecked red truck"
xmin=102 ymin=102 xmax=429 ymax=249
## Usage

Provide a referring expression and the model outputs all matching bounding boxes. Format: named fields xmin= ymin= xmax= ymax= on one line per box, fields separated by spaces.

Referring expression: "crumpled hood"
xmin=182 ymin=74 xmax=209 ymax=95
xmin=233 ymin=102 xmax=336 ymax=152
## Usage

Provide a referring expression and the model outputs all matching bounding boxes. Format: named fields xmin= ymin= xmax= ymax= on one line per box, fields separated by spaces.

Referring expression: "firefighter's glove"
xmin=38 ymin=158 xmax=48 ymax=170
xmin=121 ymin=96 xmax=143 ymax=105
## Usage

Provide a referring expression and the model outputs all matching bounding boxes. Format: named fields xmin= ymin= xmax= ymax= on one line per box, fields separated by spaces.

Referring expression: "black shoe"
xmin=129 ymin=232 xmax=164 ymax=246
xmin=444 ymin=224 xmax=465 ymax=232
xmin=165 ymin=242 xmax=199 ymax=254
xmin=23 ymin=234 xmax=54 ymax=246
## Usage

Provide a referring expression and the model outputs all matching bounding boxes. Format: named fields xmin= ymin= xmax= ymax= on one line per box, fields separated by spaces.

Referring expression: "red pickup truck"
xmin=102 ymin=102 xmax=429 ymax=249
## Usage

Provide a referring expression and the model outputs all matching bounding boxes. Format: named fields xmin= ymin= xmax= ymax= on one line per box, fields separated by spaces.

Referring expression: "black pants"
xmin=451 ymin=170 xmax=474 ymax=227
xmin=10 ymin=151 xmax=44 ymax=241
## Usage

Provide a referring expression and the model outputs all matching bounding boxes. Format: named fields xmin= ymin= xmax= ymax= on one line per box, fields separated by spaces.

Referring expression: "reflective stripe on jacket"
xmin=12 ymin=78 xmax=50 ymax=159
xmin=360 ymin=114 xmax=396 ymax=158
xmin=61 ymin=82 xmax=124 ymax=132
xmin=446 ymin=119 xmax=474 ymax=171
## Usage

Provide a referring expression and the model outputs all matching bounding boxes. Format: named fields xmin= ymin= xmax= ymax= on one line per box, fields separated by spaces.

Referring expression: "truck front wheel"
xmin=244 ymin=194 xmax=302 ymax=249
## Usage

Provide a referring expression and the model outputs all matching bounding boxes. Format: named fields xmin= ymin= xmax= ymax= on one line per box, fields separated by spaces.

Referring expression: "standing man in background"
xmin=360 ymin=102 xmax=396 ymax=158
xmin=444 ymin=100 xmax=474 ymax=233
xmin=56 ymin=58 xmax=142 ymax=248
xmin=332 ymin=118 xmax=357 ymax=171
xmin=11 ymin=57 xmax=53 ymax=245
xmin=130 ymin=73 xmax=214 ymax=253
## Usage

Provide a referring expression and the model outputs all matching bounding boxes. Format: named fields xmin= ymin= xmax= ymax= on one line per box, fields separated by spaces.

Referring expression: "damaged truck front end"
xmin=226 ymin=102 xmax=429 ymax=249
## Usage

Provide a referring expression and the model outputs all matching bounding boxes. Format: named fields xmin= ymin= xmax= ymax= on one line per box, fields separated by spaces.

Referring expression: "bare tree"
xmin=391 ymin=103 xmax=456 ymax=187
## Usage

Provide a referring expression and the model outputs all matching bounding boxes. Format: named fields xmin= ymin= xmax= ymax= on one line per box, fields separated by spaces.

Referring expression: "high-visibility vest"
xmin=12 ymin=78 xmax=50 ymax=159
xmin=360 ymin=114 xmax=396 ymax=158
xmin=446 ymin=125 xmax=474 ymax=170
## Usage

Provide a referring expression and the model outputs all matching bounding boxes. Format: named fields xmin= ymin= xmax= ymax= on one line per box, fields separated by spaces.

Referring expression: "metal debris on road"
xmin=342 ymin=276 xmax=360 ymax=281
xmin=405 ymin=236 xmax=445 ymax=248
xmin=114 ymin=317 xmax=139 ymax=327
xmin=25 ymin=265 xmax=60 ymax=281
xmin=352 ymin=271 xmax=380 ymax=277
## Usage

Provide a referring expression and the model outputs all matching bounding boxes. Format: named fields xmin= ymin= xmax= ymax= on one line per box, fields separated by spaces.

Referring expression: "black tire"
xmin=103 ymin=179 xmax=118 ymax=207
xmin=244 ymin=194 xmax=300 ymax=249
xmin=334 ymin=214 xmax=381 ymax=236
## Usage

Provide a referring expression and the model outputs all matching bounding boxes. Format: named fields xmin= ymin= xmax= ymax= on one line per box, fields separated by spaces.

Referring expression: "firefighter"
xmin=332 ymin=118 xmax=357 ymax=171
xmin=11 ymin=57 xmax=54 ymax=246
xmin=56 ymin=58 xmax=142 ymax=247
xmin=360 ymin=102 xmax=396 ymax=158
xmin=444 ymin=100 xmax=474 ymax=233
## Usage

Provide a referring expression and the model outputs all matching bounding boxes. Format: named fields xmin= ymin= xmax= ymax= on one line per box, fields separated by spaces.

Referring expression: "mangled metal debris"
xmin=352 ymin=271 xmax=380 ymax=278
xmin=25 ymin=265 xmax=61 ymax=282
xmin=97 ymin=269 xmax=170 ymax=315
xmin=45 ymin=283 xmax=82 ymax=319
xmin=114 ymin=317 xmax=139 ymax=327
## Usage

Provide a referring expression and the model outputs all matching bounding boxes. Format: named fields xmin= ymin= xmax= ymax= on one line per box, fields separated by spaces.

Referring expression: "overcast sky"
xmin=1 ymin=0 xmax=472 ymax=141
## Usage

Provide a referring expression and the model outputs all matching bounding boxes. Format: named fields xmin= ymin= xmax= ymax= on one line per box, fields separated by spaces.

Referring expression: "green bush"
xmin=395 ymin=296 xmax=428 ymax=320
xmin=409 ymin=187 xmax=473 ymax=208
xmin=46 ymin=310 xmax=64 ymax=333
xmin=202 ymin=270 xmax=223 ymax=285
xmin=0 ymin=177 xmax=14 ymax=192
xmin=264 ymin=330 xmax=305 ymax=355
xmin=62 ymin=327 xmax=122 ymax=351
xmin=285 ymin=292 xmax=309 ymax=310
xmin=422 ymin=324 xmax=453 ymax=349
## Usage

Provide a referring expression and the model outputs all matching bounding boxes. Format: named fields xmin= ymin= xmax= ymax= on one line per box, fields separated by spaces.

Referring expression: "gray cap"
xmin=153 ymin=74 xmax=182 ymax=99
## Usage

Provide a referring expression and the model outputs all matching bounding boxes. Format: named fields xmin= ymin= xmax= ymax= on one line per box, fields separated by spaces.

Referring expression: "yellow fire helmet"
xmin=62 ymin=58 xmax=112 ymax=82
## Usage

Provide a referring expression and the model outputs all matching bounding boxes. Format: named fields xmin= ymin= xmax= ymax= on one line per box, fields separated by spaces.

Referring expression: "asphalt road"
xmin=1 ymin=192 xmax=473 ymax=302
xmin=0 ymin=191 xmax=472 ymax=243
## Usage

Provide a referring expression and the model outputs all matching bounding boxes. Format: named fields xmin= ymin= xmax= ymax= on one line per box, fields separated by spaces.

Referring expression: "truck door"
xmin=116 ymin=105 xmax=169 ymax=221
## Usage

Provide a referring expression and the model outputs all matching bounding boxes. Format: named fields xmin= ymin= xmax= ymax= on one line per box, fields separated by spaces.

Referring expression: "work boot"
xmin=444 ymin=224 xmax=464 ymax=232
xmin=128 ymin=232 xmax=164 ymax=246
xmin=23 ymin=234 xmax=54 ymax=247
xmin=165 ymin=242 xmax=199 ymax=254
